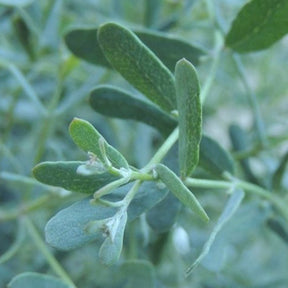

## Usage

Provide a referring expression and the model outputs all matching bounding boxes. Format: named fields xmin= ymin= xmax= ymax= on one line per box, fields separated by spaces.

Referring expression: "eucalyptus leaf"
xmin=97 ymin=22 xmax=176 ymax=112
xmin=99 ymin=211 xmax=127 ymax=265
xmin=69 ymin=117 xmax=129 ymax=169
xmin=45 ymin=181 xmax=167 ymax=250
xmin=8 ymin=272 xmax=69 ymax=288
xmin=64 ymin=27 xmax=204 ymax=72
xmin=119 ymin=260 xmax=156 ymax=288
xmin=33 ymin=161 xmax=119 ymax=194
xmin=155 ymin=164 xmax=209 ymax=222
xmin=186 ymin=188 xmax=245 ymax=276
xmin=225 ymin=0 xmax=288 ymax=53
xmin=89 ymin=85 xmax=177 ymax=136
xmin=175 ymin=58 xmax=202 ymax=178
xmin=199 ymin=135 xmax=234 ymax=177
xmin=146 ymin=192 xmax=180 ymax=233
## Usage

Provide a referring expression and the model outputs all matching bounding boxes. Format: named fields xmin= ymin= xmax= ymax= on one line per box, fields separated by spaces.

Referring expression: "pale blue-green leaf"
xmin=155 ymin=164 xmax=209 ymax=222
xmin=186 ymin=188 xmax=245 ymax=276
xmin=8 ymin=272 xmax=69 ymax=288
xmin=119 ymin=260 xmax=156 ymax=288
xmin=33 ymin=161 xmax=119 ymax=194
xmin=69 ymin=117 xmax=129 ymax=169
xmin=99 ymin=211 xmax=127 ymax=265
xmin=97 ymin=22 xmax=176 ymax=112
xmin=146 ymin=192 xmax=180 ymax=233
xmin=89 ymin=85 xmax=177 ymax=136
xmin=175 ymin=58 xmax=201 ymax=178
xmin=225 ymin=0 xmax=288 ymax=53
xmin=45 ymin=181 xmax=167 ymax=250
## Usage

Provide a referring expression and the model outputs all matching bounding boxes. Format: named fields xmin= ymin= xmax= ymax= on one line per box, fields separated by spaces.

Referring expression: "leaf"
xmin=199 ymin=135 xmax=234 ymax=177
xmin=64 ymin=27 xmax=204 ymax=72
xmin=98 ymin=211 xmax=127 ymax=265
xmin=186 ymin=188 xmax=245 ymax=276
xmin=175 ymin=58 xmax=202 ymax=178
xmin=69 ymin=117 xmax=129 ymax=169
xmin=97 ymin=22 xmax=176 ymax=112
xmin=8 ymin=272 xmax=69 ymax=288
xmin=225 ymin=0 xmax=288 ymax=53
xmin=155 ymin=164 xmax=209 ymax=222
xmin=0 ymin=0 xmax=34 ymax=6
xmin=271 ymin=150 xmax=288 ymax=190
xmin=118 ymin=260 xmax=156 ymax=288
xmin=266 ymin=217 xmax=288 ymax=244
xmin=89 ymin=85 xmax=177 ymax=136
xmin=146 ymin=192 xmax=180 ymax=233
xmin=33 ymin=161 xmax=119 ymax=194
xmin=229 ymin=124 xmax=259 ymax=183
xmin=144 ymin=0 xmax=162 ymax=28
xmin=45 ymin=181 xmax=167 ymax=250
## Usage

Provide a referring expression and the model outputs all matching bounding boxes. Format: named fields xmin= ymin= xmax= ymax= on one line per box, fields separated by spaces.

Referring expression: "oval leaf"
xmin=64 ymin=27 xmax=204 ymax=72
xmin=89 ymin=85 xmax=177 ymax=136
xmin=33 ymin=161 xmax=119 ymax=194
xmin=225 ymin=0 xmax=288 ymax=53
xmin=199 ymin=135 xmax=234 ymax=177
xmin=97 ymin=22 xmax=176 ymax=112
xmin=155 ymin=164 xmax=209 ymax=222
xmin=175 ymin=58 xmax=202 ymax=178
xmin=69 ymin=117 xmax=129 ymax=169
xmin=8 ymin=272 xmax=69 ymax=288
xmin=99 ymin=211 xmax=127 ymax=265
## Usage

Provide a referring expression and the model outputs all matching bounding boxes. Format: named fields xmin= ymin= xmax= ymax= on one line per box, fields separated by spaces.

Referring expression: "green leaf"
xmin=69 ymin=117 xmax=129 ymax=169
xmin=146 ymin=192 xmax=180 ymax=233
xmin=97 ymin=22 xmax=176 ymax=112
xmin=118 ymin=260 xmax=156 ymax=288
xmin=199 ymin=135 xmax=234 ymax=177
xmin=155 ymin=164 xmax=209 ymax=222
xmin=64 ymin=27 xmax=204 ymax=72
xmin=33 ymin=161 xmax=119 ymax=194
xmin=144 ymin=0 xmax=162 ymax=28
xmin=8 ymin=272 xmax=69 ymax=288
xmin=175 ymin=58 xmax=202 ymax=178
xmin=89 ymin=85 xmax=177 ymax=136
xmin=186 ymin=188 xmax=245 ymax=276
xmin=266 ymin=217 xmax=288 ymax=244
xmin=225 ymin=0 xmax=288 ymax=53
xmin=99 ymin=211 xmax=127 ymax=265
xmin=45 ymin=181 xmax=167 ymax=250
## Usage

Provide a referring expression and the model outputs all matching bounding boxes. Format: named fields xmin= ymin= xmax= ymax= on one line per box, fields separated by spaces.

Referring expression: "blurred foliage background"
xmin=1 ymin=0 xmax=288 ymax=287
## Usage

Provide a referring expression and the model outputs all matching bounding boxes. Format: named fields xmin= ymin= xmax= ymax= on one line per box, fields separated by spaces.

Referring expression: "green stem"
xmin=143 ymin=127 xmax=179 ymax=173
xmin=185 ymin=177 xmax=288 ymax=221
xmin=24 ymin=217 xmax=77 ymax=288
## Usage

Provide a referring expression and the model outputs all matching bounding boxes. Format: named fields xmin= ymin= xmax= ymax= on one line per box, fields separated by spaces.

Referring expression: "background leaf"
xmin=97 ymin=22 xmax=176 ymax=112
xmin=8 ymin=272 xmax=69 ymax=288
xmin=199 ymin=135 xmax=234 ymax=177
xmin=33 ymin=161 xmax=119 ymax=194
xmin=90 ymin=85 xmax=177 ymax=136
xmin=155 ymin=164 xmax=209 ymax=222
xmin=65 ymin=27 xmax=204 ymax=72
xmin=225 ymin=0 xmax=288 ymax=52
xmin=186 ymin=188 xmax=245 ymax=275
xmin=0 ymin=0 xmax=33 ymax=6
xmin=175 ymin=58 xmax=201 ymax=178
